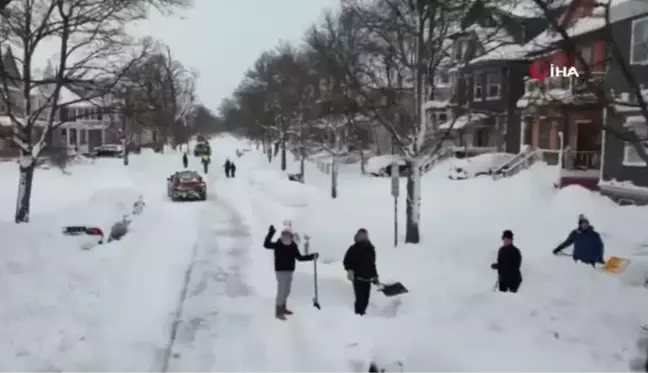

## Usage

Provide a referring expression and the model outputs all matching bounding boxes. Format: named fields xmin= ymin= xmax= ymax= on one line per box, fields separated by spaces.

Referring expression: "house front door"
xmin=574 ymin=121 xmax=601 ymax=169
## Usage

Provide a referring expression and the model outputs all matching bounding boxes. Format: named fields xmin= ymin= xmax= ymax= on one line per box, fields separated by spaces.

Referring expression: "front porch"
xmin=519 ymin=101 xmax=603 ymax=190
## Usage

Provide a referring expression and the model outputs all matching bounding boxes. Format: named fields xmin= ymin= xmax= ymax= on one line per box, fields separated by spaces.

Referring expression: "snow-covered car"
xmin=94 ymin=144 xmax=123 ymax=157
xmin=448 ymin=153 xmax=517 ymax=180
xmin=166 ymin=170 xmax=207 ymax=201
xmin=366 ymin=155 xmax=410 ymax=177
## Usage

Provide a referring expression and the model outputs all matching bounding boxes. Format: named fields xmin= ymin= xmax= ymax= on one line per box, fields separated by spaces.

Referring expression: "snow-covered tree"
xmin=0 ymin=0 xmax=186 ymax=223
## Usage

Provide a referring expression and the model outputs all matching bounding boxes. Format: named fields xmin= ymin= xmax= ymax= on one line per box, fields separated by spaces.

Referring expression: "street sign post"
xmin=391 ymin=162 xmax=399 ymax=247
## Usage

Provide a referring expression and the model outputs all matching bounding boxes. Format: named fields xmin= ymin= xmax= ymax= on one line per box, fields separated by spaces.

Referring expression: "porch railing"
xmin=562 ymin=149 xmax=601 ymax=170
xmin=493 ymin=148 xmax=544 ymax=180
xmin=523 ymin=71 xmax=606 ymax=97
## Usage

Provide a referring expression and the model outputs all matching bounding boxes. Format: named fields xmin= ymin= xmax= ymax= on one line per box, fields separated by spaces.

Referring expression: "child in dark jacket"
xmin=491 ymin=230 xmax=522 ymax=293
xmin=553 ymin=214 xmax=604 ymax=267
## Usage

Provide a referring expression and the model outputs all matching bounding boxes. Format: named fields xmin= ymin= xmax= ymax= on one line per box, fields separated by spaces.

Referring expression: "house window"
xmin=454 ymin=40 xmax=463 ymax=60
xmin=539 ymin=121 xmax=551 ymax=149
xmin=486 ymin=71 xmax=501 ymax=100
xmin=622 ymin=116 xmax=648 ymax=166
xmin=437 ymin=113 xmax=448 ymax=124
xmin=580 ymin=45 xmax=593 ymax=65
xmin=437 ymin=70 xmax=450 ymax=86
xmin=630 ymin=16 xmax=648 ymax=64
xmin=80 ymin=129 xmax=87 ymax=145
xmin=474 ymin=72 xmax=484 ymax=101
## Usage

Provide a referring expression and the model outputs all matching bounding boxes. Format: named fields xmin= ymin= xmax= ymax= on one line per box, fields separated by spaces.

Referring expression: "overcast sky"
xmin=132 ymin=0 xmax=341 ymax=113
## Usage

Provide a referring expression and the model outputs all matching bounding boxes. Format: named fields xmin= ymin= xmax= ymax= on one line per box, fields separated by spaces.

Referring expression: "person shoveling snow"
xmin=553 ymin=214 xmax=605 ymax=267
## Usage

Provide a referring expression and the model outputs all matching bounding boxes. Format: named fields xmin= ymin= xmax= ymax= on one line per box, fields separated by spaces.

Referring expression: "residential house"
xmin=424 ymin=0 xmax=565 ymax=155
xmin=517 ymin=0 xmax=608 ymax=190
xmin=598 ymin=0 xmax=648 ymax=204
xmin=52 ymin=86 xmax=121 ymax=154
xmin=0 ymin=46 xmax=53 ymax=157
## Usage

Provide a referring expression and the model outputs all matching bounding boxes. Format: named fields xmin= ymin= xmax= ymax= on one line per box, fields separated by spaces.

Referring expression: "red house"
xmin=517 ymin=0 xmax=607 ymax=189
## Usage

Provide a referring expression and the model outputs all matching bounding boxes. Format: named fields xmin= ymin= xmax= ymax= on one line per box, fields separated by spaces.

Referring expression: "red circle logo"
xmin=529 ymin=60 xmax=549 ymax=80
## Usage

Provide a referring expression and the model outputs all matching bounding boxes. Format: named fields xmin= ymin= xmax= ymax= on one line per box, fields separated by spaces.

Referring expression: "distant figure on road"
xmin=182 ymin=152 xmax=188 ymax=168
xmin=201 ymin=154 xmax=210 ymax=173
xmin=491 ymin=230 xmax=522 ymax=293
xmin=230 ymin=162 xmax=236 ymax=178
xmin=224 ymin=159 xmax=232 ymax=178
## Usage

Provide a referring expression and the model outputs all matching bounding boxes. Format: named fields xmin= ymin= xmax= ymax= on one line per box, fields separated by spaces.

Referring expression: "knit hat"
xmin=355 ymin=228 xmax=368 ymax=241
xmin=502 ymin=230 xmax=513 ymax=239
xmin=578 ymin=213 xmax=589 ymax=224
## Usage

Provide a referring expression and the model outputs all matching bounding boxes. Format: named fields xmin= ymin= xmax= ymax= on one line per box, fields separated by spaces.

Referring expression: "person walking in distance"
xmin=224 ymin=159 xmax=231 ymax=178
xmin=343 ymin=228 xmax=379 ymax=316
xmin=201 ymin=154 xmax=210 ymax=173
xmin=230 ymin=162 xmax=237 ymax=178
xmin=263 ymin=225 xmax=318 ymax=320
xmin=491 ymin=230 xmax=522 ymax=293
xmin=182 ymin=152 xmax=188 ymax=168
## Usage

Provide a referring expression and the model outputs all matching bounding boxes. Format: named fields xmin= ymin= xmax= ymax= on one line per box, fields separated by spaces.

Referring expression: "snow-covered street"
xmin=1 ymin=135 xmax=648 ymax=371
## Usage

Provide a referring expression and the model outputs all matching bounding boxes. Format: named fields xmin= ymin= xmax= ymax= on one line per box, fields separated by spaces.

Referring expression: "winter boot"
xmin=275 ymin=305 xmax=286 ymax=320
xmin=282 ymin=304 xmax=293 ymax=315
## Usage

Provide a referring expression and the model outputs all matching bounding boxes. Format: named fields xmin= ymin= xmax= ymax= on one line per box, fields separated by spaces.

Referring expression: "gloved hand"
xmin=598 ymin=258 xmax=606 ymax=264
xmin=268 ymin=225 xmax=276 ymax=235
xmin=371 ymin=277 xmax=380 ymax=285
xmin=312 ymin=253 xmax=319 ymax=260
xmin=346 ymin=270 xmax=354 ymax=282
xmin=490 ymin=263 xmax=497 ymax=270
xmin=552 ymin=248 xmax=562 ymax=255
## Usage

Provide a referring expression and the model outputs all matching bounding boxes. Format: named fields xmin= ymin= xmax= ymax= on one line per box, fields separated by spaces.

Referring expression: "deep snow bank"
xmin=0 ymin=150 xmax=204 ymax=370
xmin=249 ymin=146 xmax=648 ymax=371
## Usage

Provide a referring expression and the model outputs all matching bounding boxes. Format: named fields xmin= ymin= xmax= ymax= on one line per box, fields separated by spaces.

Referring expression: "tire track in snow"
xmin=163 ymin=191 xmax=267 ymax=371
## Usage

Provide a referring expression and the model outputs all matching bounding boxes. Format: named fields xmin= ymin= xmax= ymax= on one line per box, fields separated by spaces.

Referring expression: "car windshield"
xmin=177 ymin=172 xmax=201 ymax=182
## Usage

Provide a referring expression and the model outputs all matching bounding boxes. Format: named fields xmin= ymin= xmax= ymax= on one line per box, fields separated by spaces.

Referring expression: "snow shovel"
xmin=377 ymin=282 xmax=408 ymax=297
xmin=603 ymin=256 xmax=630 ymax=273
xmin=304 ymin=234 xmax=320 ymax=309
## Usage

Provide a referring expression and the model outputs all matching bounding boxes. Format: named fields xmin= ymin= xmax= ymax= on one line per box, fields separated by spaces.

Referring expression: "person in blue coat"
xmin=552 ymin=214 xmax=605 ymax=267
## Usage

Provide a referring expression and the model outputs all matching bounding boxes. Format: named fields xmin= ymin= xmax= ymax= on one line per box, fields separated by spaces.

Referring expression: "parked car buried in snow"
xmin=448 ymin=153 xmax=517 ymax=180
xmin=366 ymin=155 xmax=410 ymax=177
xmin=94 ymin=144 xmax=123 ymax=157
xmin=167 ymin=170 xmax=207 ymax=201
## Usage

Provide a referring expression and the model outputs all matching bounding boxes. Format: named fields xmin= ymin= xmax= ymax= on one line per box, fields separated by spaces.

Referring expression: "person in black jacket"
xmin=182 ymin=152 xmax=188 ymax=168
xmin=264 ymin=225 xmax=318 ymax=320
xmin=491 ymin=230 xmax=522 ymax=293
xmin=224 ymin=159 xmax=231 ymax=178
xmin=230 ymin=162 xmax=236 ymax=178
xmin=343 ymin=228 xmax=379 ymax=316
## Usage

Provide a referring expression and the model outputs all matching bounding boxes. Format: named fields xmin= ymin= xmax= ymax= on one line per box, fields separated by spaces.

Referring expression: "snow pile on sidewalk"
xmin=0 ymin=151 xmax=203 ymax=371
xmin=239 ymin=140 xmax=648 ymax=371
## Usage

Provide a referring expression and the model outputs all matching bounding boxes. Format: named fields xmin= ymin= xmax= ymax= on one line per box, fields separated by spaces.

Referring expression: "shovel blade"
xmin=379 ymin=282 xmax=408 ymax=297
xmin=313 ymin=298 xmax=321 ymax=309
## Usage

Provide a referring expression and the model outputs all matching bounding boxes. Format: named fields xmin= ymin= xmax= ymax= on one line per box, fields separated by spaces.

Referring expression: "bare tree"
xmin=0 ymin=0 xmax=178 ymax=223
xmin=125 ymin=43 xmax=196 ymax=151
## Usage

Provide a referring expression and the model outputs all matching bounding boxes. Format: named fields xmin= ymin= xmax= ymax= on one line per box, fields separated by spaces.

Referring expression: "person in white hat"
xmin=264 ymin=224 xmax=319 ymax=320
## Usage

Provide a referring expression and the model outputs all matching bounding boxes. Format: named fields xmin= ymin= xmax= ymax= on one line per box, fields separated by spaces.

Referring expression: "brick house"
xmin=517 ymin=0 xmax=608 ymax=190
xmin=423 ymin=0 xmax=566 ymax=155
